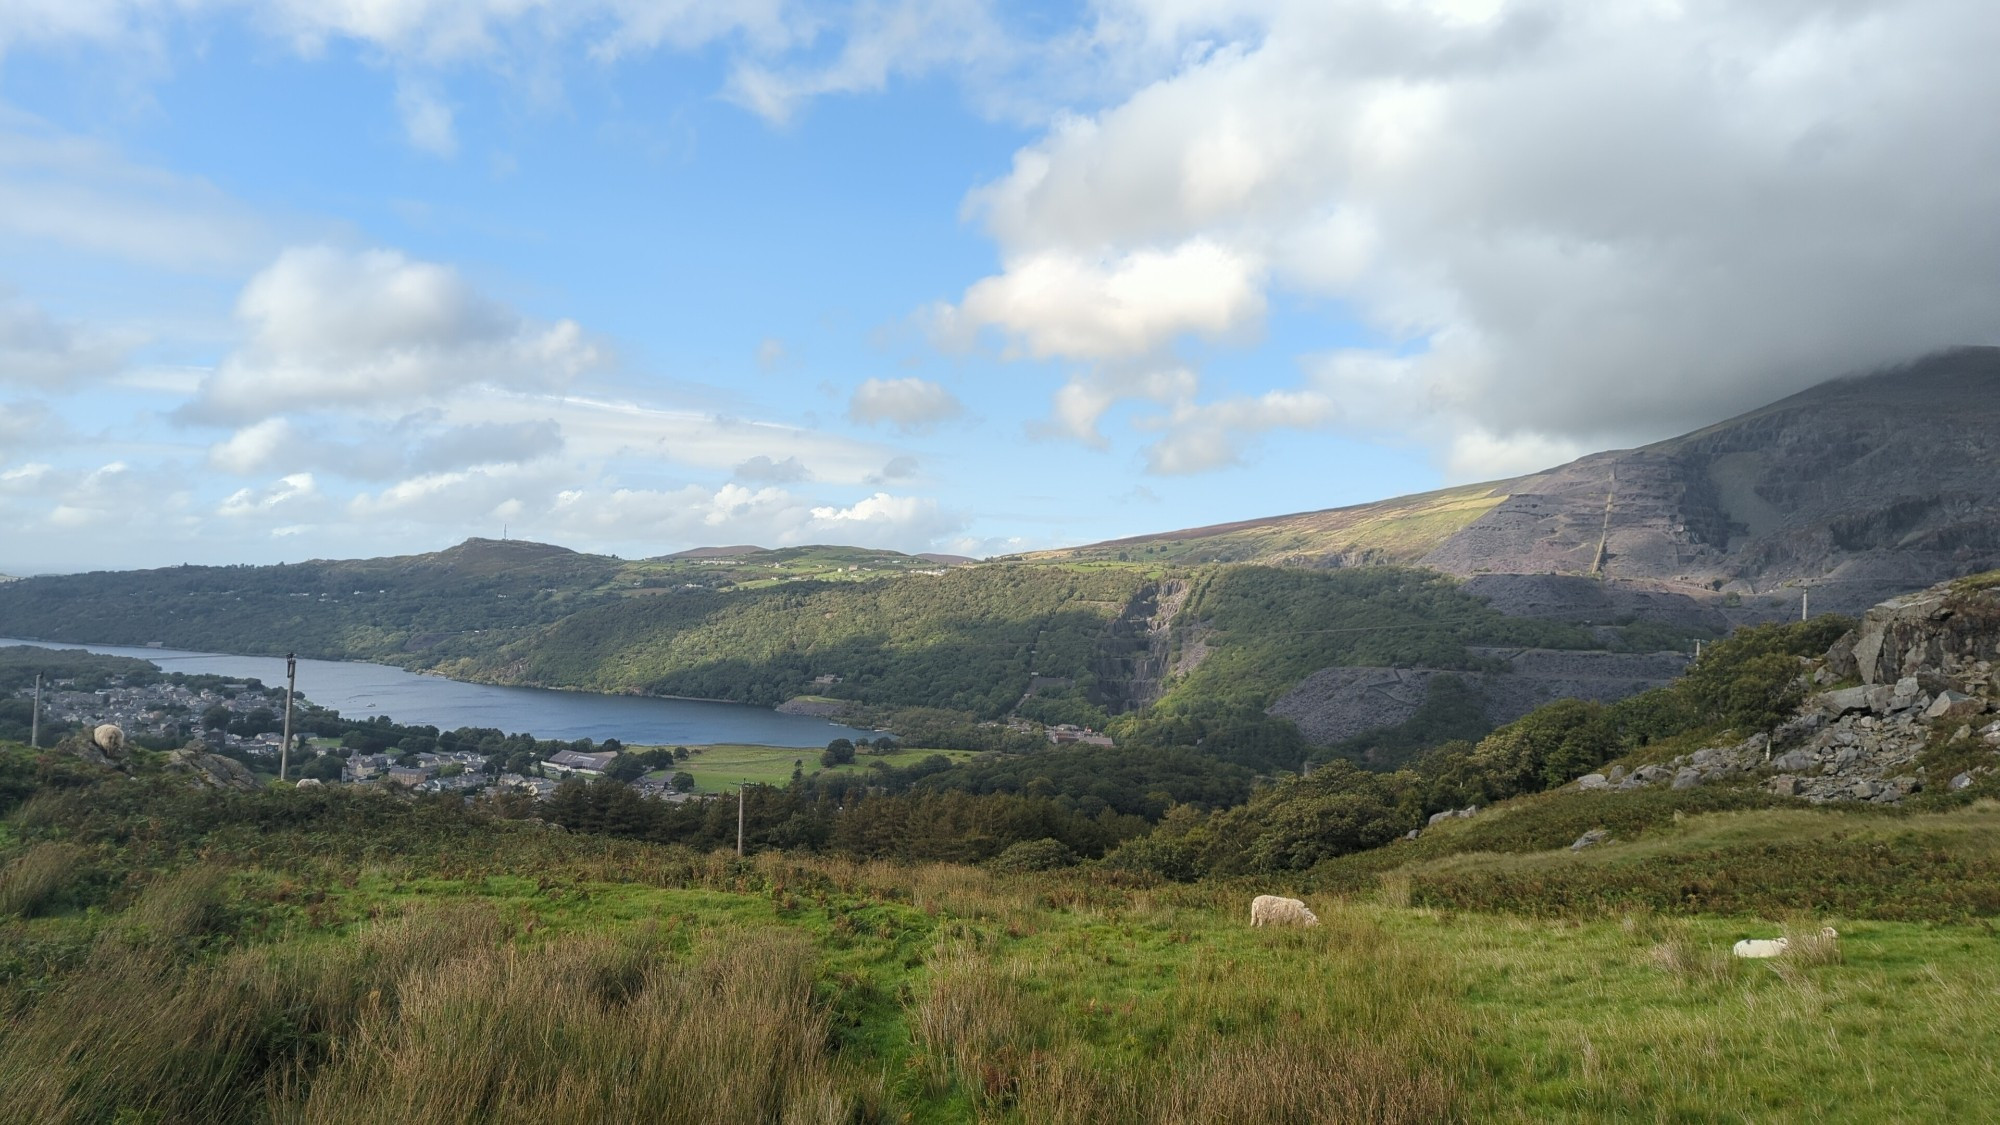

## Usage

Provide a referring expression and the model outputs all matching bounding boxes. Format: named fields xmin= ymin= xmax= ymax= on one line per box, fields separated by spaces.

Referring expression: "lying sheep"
xmin=1250 ymin=894 xmax=1320 ymax=928
xmin=1732 ymin=926 xmax=1838 ymax=959
xmin=92 ymin=724 xmax=127 ymax=759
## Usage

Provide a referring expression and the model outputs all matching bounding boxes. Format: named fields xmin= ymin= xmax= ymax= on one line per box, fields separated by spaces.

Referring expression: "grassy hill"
xmin=2 ymin=749 xmax=1997 ymax=1122
xmin=1012 ymin=480 xmax=1512 ymax=567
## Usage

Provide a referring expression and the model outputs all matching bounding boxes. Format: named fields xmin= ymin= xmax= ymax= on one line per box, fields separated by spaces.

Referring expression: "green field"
xmin=5 ymin=779 xmax=1999 ymax=1121
xmin=647 ymin=743 xmax=980 ymax=793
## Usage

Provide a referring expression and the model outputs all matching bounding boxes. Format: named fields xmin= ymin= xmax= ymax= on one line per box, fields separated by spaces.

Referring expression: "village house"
xmin=546 ymin=748 xmax=618 ymax=775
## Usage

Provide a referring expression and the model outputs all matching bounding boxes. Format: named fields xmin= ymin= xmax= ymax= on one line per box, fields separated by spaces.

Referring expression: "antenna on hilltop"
xmin=502 ymin=523 xmax=508 ymax=541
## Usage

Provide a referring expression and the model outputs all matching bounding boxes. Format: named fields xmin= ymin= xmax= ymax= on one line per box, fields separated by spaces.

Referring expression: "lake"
xmin=0 ymin=638 xmax=873 ymax=748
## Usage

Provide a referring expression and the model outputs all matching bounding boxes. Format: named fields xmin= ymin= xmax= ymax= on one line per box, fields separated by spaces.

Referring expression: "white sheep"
xmin=1250 ymin=894 xmax=1320 ymax=928
xmin=1732 ymin=926 xmax=1838 ymax=958
xmin=92 ymin=724 xmax=127 ymax=758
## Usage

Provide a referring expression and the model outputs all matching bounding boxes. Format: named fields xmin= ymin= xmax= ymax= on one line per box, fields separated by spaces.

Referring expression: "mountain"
xmin=1030 ymin=348 xmax=2000 ymax=614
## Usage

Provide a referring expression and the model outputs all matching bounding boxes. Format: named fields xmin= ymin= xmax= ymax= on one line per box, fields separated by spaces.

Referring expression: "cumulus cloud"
xmin=1138 ymin=388 xmax=1338 ymax=474
xmin=0 ymin=295 xmax=124 ymax=387
xmin=188 ymin=246 xmax=600 ymax=422
xmin=847 ymin=376 xmax=964 ymax=434
xmin=942 ymin=240 xmax=1263 ymax=361
xmin=947 ymin=0 xmax=2000 ymax=472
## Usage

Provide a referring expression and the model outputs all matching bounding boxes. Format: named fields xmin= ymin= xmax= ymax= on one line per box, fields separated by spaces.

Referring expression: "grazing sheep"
xmin=1250 ymin=895 xmax=1320 ymax=928
xmin=92 ymin=724 xmax=127 ymax=759
xmin=1732 ymin=926 xmax=1838 ymax=959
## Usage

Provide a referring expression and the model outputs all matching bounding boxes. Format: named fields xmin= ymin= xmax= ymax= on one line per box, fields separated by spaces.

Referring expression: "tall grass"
xmin=0 ymin=841 xmax=88 ymax=918
xmin=913 ymin=904 xmax=1471 ymax=1123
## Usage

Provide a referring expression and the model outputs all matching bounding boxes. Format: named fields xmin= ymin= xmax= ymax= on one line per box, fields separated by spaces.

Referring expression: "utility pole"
xmin=279 ymin=653 xmax=297 ymax=782
xmin=1802 ymin=589 xmax=1810 ymax=621
xmin=737 ymin=782 xmax=747 ymax=857
xmin=29 ymin=672 xmax=41 ymax=749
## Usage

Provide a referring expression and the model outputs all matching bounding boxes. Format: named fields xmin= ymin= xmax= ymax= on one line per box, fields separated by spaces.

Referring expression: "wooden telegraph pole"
xmin=737 ymin=782 xmax=747 ymax=857
xmin=279 ymin=653 xmax=297 ymax=782
xmin=29 ymin=672 xmax=41 ymax=749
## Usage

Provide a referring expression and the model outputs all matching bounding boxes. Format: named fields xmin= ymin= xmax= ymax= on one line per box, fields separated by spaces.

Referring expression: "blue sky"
xmin=1 ymin=1 xmax=1995 ymax=573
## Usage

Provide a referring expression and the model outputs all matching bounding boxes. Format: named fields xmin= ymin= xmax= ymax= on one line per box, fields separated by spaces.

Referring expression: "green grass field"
xmin=6 ymin=745 xmax=2000 ymax=1122
xmin=645 ymin=743 xmax=979 ymax=793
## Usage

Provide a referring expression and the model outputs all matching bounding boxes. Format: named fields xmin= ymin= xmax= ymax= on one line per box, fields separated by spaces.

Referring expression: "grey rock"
xmin=1891 ymin=676 xmax=1924 ymax=711
xmin=1772 ymin=749 xmax=1816 ymax=772
xmin=1671 ymin=768 xmax=1704 ymax=790
xmin=1457 ymin=805 xmax=1480 ymax=819
xmin=1428 ymin=810 xmax=1457 ymax=827
xmin=164 ymin=748 xmax=260 ymax=792
xmin=1950 ymin=771 xmax=1976 ymax=791
xmin=1403 ymin=828 xmax=1421 ymax=840
xmin=1607 ymin=765 xmax=1628 ymax=783
xmin=1570 ymin=829 xmax=1612 ymax=852
xmin=1576 ymin=773 xmax=1610 ymax=791
xmin=1633 ymin=765 xmax=1672 ymax=785
xmin=1820 ymin=686 xmax=1890 ymax=716
xmin=1926 ymin=691 xmax=1987 ymax=721
xmin=1769 ymin=775 xmax=1805 ymax=796
xmin=1850 ymin=780 xmax=1880 ymax=800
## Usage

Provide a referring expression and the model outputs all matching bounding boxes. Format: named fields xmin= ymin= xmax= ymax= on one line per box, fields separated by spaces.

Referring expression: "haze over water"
xmin=0 ymin=639 xmax=870 ymax=748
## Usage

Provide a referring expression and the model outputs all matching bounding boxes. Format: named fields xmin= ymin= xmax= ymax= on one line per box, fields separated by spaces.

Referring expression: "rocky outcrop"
xmin=164 ymin=747 xmax=260 ymax=791
xmin=1592 ymin=577 xmax=2000 ymax=805
xmin=1830 ymin=582 xmax=2000 ymax=686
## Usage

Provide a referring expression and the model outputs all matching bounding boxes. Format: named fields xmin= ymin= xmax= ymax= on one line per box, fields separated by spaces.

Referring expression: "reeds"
xmin=0 ymin=842 xmax=88 ymax=918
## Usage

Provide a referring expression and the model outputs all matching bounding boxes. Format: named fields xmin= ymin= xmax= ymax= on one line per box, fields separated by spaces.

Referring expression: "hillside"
xmin=1034 ymin=348 xmax=2000 ymax=614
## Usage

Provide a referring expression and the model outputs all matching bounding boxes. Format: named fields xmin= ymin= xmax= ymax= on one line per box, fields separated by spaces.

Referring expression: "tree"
xmin=200 ymin=703 xmax=231 ymax=730
xmin=671 ymin=771 xmax=696 ymax=793
xmin=300 ymin=753 xmax=344 ymax=782
xmin=823 ymin=738 xmax=856 ymax=766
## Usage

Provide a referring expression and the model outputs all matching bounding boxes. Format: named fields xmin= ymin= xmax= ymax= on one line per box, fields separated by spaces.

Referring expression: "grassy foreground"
xmin=3 ymin=774 xmax=1999 ymax=1122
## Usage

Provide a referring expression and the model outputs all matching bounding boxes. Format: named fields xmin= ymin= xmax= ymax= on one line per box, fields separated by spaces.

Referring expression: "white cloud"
xmin=395 ymin=79 xmax=457 ymax=157
xmin=847 ymin=376 xmax=963 ymax=434
xmin=734 ymin=454 xmax=811 ymax=484
xmin=218 ymin=472 xmax=318 ymax=518
xmin=207 ymin=418 xmax=297 ymax=474
xmin=1138 ymin=388 xmax=1338 ymax=474
xmin=0 ymin=295 xmax=124 ymax=388
xmin=1042 ymin=366 xmax=1197 ymax=446
xmin=942 ymin=0 xmax=2000 ymax=473
xmin=944 ymin=239 xmax=1264 ymax=361
xmin=447 ymin=389 xmax=895 ymax=485
xmin=0 ymin=105 xmax=271 ymax=270
xmin=189 ymin=246 xmax=601 ymax=422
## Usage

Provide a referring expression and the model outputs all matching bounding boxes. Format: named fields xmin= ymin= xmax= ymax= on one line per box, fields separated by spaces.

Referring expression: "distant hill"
xmin=1026 ymin=348 xmax=2000 ymax=613
xmin=660 ymin=545 xmax=767 ymax=559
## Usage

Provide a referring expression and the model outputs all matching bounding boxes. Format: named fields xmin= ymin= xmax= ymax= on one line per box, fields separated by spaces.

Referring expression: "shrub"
xmin=988 ymin=838 xmax=1079 ymax=874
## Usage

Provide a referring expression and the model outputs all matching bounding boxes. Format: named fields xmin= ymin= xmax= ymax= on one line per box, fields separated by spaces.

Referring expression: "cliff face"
xmin=1582 ymin=575 xmax=2000 ymax=806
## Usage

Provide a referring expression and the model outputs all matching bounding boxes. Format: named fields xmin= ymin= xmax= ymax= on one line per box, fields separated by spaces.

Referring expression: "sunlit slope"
xmin=1014 ymin=482 xmax=1512 ymax=567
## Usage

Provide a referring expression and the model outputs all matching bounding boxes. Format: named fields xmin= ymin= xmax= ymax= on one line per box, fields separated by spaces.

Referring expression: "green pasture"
xmin=642 ymin=742 xmax=980 ymax=793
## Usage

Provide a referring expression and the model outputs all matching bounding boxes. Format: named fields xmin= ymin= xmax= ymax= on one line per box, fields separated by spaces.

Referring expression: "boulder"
xmin=1576 ymin=773 xmax=1610 ymax=791
xmin=1671 ymin=767 xmax=1704 ymax=790
xmin=164 ymin=748 xmax=260 ymax=792
xmin=1818 ymin=685 xmax=1891 ymax=717
xmin=1925 ymin=691 xmax=1987 ymax=721
xmin=1403 ymin=828 xmax=1421 ymax=841
xmin=1769 ymin=775 xmax=1805 ymax=796
xmin=1606 ymin=765 xmax=1628 ymax=783
xmin=1427 ymin=810 xmax=1457 ymax=827
xmin=1633 ymin=764 xmax=1673 ymax=785
xmin=1772 ymin=749 xmax=1816 ymax=772
xmin=1570 ymin=829 xmax=1612 ymax=852
xmin=1950 ymin=771 xmax=1976 ymax=791
xmin=1890 ymin=677 xmax=1924 ymax=712
xmin=295 ymin=778 xmax=324 ymax=788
